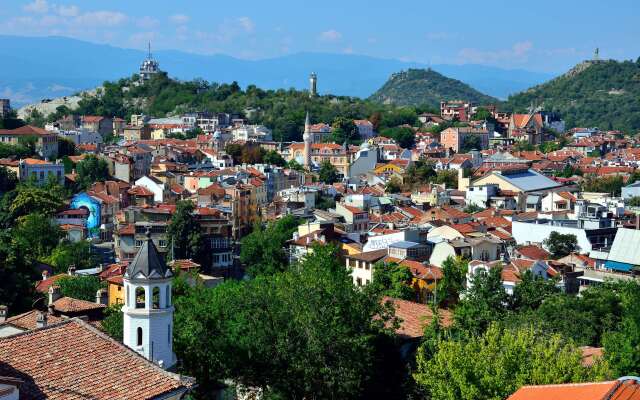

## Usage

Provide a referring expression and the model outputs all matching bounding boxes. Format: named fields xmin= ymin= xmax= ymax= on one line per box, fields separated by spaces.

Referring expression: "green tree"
xmin=44 ymin=240 xmax=98 ymax=274
xmin=543 ymin=231 xmax=579 ymax=258
xmin=460 ymin=134 xmax=482 ymax=153
xmin=370 ymin=261 xmax=416 ymax=301
xmin=0 ymin=166 xmax=17 ymax=194
xmin=24 ymin=109 xmax=46 ymax=127
xmin=454 ymin=266 xmax=509 ymax=335
xmin=262 ymin=150 xmax=286 ymax=167
xmin=414 ymin=324 xmax=611 ymax=400
xmin=174 ymin=244 xmax=394 ymax=398
xmin=9 ymin=185 xmax=64 ymax=219
xmin=603 ymin=281 xmax=640 ymax=376
xmin=437 ymin=256 xmax=467 ymax=307
xmin=240 ymin=215 xmax=299 ymax=277
xmin=57 ymin=137 xmax=77 ymax=158
xmin=167 ymin=200 xmax=206 ymax=264
xmin=463 ymin=203 xmax=483 ymax=214
xmin=511 ymin=270 xmax=560 ymax=311
xmin=627 ymin=196 xmax=640 ymax=207
xmin=380 ymin=126 xmax=415 ymax=149
xmin=385 ymin=176 xmax=402 ymax=194
xmin=0 ymin=231 xmax=39 ymax=314
xmin=102 ymin=304 xmax=124 ymax=341
xmin=75 ymin=155 xmax=110 ymax=190
xmin=331 ymin=117 xmax=360 ymax=144
xmin=580 ymin=175 xmax=625 ymax=196
xmin=13 ymin=213 xmax=62 ymax=261
xmin=57 ymin=275 xmax=103 ymax=302
xmin=318 ymin=160 xmax=340 ymax=184
xmin=287 ymin=159 xmax=305 ymax=172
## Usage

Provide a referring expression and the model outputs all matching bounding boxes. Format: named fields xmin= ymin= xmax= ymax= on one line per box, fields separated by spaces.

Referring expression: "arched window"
xmin=165 ymin=286 xmax=171 ymax=307
xmin=137 ymin=327 xmax=143 ymax=346
xmin=126 ymin=286 xmax=130 ymax=306
xmin=135 ymin=287 xmax=145 ymax=309
xmin=152 ymin=287 xmax=160 ymax=309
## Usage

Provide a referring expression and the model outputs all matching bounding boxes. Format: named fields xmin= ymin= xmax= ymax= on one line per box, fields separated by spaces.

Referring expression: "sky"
xmin=0 ymin=0 xmax=639 ymax=73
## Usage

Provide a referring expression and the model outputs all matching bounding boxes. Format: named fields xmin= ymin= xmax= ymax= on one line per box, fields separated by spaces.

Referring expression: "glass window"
xmin=137 ymin=327 xmax=143 ymax=346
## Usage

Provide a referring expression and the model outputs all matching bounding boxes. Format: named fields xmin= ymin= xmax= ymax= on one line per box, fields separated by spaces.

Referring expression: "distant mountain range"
xmin=369 ymin=68 xmax=497 ymax=108
xmin=503 ymin=59 xmax=640 ymax=132
xmin=0 ymin=35 xmax=555 ymax=107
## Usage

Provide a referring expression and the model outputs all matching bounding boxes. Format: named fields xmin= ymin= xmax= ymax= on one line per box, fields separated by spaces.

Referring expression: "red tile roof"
xmin=35 ymin=273 xmax=66 ymax=294
xmin=382 ymin=297 xmax=452 ymax=339
xmin=51 ymin=297 xmax=105 ymax=313
xmin=516 ymin=245 xmax=551 ymax=261
xmin=1 ymin=310 xmax=65 ymax=331
xmin=508 ymin=379 xmax=640 ymax=400
xmin=0 ymin=319 xmax=193 ymax=399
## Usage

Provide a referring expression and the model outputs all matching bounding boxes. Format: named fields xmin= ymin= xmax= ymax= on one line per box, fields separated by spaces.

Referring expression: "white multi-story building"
xmin=231 ymin=125 xmax=272 ymax=142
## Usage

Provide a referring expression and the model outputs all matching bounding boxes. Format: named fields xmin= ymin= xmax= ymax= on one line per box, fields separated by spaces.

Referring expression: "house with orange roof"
xmin=508 ymin=113 xmax=543 ymax=145
xmin=467 ymin=258 xmax=554 ymax=295
xmin=17 ymin=158 xmax=65 ymax=185
xmin=0 ymin=125 xmax=58 ymax=158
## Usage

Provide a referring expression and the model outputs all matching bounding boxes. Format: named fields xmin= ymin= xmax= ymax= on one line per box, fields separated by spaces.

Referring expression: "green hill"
xmin=503 ymin=59 xmax=640 ymax=133
xmin=369 ymin=68 xmax=497 ymax=108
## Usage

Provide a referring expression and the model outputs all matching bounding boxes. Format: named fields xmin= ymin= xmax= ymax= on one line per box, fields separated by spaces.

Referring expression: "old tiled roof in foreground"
xmin=0 ymin=319 xmax=193 ymax=399
xmin=508 ymin=378 xmax=640 ymax=400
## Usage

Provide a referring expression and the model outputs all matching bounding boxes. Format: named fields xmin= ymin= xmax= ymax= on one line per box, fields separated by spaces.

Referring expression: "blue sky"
xmin=1 ymin=0 xmax=639 ymax=72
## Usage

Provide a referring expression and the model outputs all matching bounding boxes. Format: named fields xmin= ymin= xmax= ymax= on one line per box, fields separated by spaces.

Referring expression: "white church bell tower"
xmin=122 ymin=231 xmax=176 ymax=369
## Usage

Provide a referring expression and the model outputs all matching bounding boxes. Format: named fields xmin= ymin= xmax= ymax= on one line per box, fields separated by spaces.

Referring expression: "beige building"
xmin=0 ymin=125 xmax=58 ymax=159
xmin=283 ymin=143 xmax=350 ymax=176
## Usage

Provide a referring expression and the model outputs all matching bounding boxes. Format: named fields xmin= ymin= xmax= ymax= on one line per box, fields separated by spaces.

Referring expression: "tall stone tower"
xmin=122 ymin=232 xmax=176 ymax=369
xmin=309 ymin=72 xmax=317 ymax=97
xmin=303 ymin=112 xmax=312 ymax=168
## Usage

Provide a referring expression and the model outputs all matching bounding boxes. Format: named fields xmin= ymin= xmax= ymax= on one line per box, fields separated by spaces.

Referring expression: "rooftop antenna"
xmin=148 ymin=41 xmax=152 ymax=59
xmin=594 ymin=48 xmax=600 ymax=61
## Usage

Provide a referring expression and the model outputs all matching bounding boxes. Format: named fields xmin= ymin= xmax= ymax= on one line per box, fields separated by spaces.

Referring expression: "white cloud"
xmin=169 ymin=14 xmax=190 ymax=25
xmin=237 ymin=16 xmax=254 ymax=33
xmin=55 ymin=4 xmax=79 ymax=17
xmin=137 ymin=16 xmax=159 ymax=29
xmin=319 ymin=29 xmax=342 ymax=42
xmin=24 ymin=0 xmax=49 ymax=14
xmin=457 ymin=41 xmax=533 ymax=64
xmin=129 ymin=31 xmax=158 ymax=47
xmin=342 ymin=46 xmax=353 ymax=54
xmin=74 ymin=11 xmax=127 ymax=26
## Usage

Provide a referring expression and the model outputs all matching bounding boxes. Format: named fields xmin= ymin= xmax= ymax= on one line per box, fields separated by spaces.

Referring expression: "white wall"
xmin=512 ymin=221 xmax=593 ymax=252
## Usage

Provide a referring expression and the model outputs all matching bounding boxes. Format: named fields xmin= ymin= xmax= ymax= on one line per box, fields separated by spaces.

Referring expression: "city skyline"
xmin=1 ymin=0 xmax=639 ymax=73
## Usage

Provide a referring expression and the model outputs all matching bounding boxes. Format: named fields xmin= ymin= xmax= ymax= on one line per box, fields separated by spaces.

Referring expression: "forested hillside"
xmin=504 ymin=59 xmax=640 ymax=132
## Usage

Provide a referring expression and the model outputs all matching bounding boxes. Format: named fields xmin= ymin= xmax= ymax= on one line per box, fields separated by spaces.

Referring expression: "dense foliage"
xmin=174 ymin=245 xmax=399 ymax=399
xmin=57 ymin=275 xmax=104 ymax=302
xmin=240 ymin=215 xmax=299 ymax=277
xmin=504 ymin=59 xmax=640 ymax=132
xmin=369 ymin=68 xmax=497 ymax=108
xmin=167 ymin=200 xmax=208 ymax=266
xmin=414 ymin=324 xmax=610 ymax=400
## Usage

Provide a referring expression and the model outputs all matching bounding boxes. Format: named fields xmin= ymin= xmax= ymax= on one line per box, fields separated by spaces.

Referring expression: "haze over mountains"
xmin=0 ymin=35 xmax=555 ymax=107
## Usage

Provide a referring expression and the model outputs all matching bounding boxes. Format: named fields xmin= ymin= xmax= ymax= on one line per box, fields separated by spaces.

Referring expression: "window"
xmin=152 ymin=287 xmax=160 ymax=309
xmin=126 ymin=286 xmax=129 ymax=306
xmin=166 ymin=286 xmax=171 ymax=307
xmin=159 ymin=240 xmax=167 ymax=248
xmin=356 ymin=277 xmax=362 ymax=286
xmin=135 ymin=287 xmax=145 ymax=308
xmin=137 ymin=327 xmax=143 ymax=346
xmin=135 ymin=240 xmax=143 ymax=247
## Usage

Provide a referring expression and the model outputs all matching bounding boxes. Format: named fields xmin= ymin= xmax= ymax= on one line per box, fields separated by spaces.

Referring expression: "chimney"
xmin=48 ymin=286 xmax=61 ymax=305
xmin=67 ymin=264 xmax=76 ymax=276
xmin=35 ymin=311 xmax=47 ymax=329
xmin=42 ymin=270 xmax=49 ymax=281
xmin=0 ymin=305 xmax=7 ymax=323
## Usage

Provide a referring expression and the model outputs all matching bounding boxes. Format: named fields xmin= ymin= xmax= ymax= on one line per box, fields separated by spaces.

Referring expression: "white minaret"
xmin=309 ymin=72 xmax=317 ymax=97
xmin=122 ymin=232 xmax=176 ymax=369
xmin=303 ymin=112 xmax=312 ymax=168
